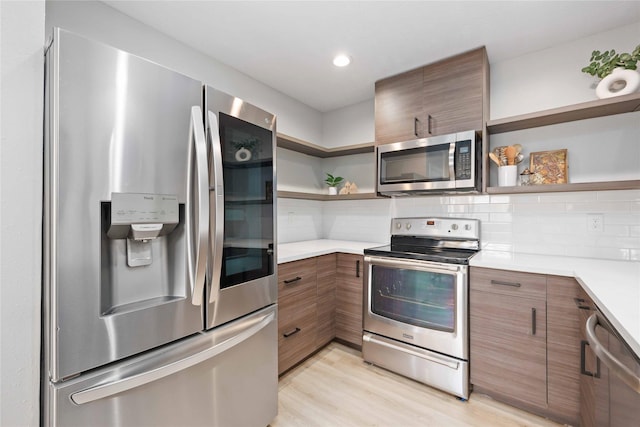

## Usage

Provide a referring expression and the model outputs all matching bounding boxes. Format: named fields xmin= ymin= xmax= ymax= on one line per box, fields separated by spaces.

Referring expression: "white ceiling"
xmin=102 ymin=1 xmax=640 ymax=113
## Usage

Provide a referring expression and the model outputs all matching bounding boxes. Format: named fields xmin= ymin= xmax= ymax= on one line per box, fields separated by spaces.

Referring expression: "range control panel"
xmin=390 ymin=217 xmax=480 ymax=240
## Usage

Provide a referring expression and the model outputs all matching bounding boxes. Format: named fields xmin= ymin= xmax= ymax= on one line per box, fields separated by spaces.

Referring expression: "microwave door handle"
xmin=448 ymin=142 xmax=456 ymax=181
xmin=207 ymin=111 xmax=224 ymax=305
xmin=187 ymin=106 xmax=210 ymax=306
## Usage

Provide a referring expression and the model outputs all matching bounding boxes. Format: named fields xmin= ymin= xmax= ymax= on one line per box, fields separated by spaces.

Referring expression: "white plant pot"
xmin=328 ymin=186 xmax=338 ymax=195
xmin=235 ymin=147 xmax=252 ymax=162
xmin=596 ymin=67 xmax=640 ymax=99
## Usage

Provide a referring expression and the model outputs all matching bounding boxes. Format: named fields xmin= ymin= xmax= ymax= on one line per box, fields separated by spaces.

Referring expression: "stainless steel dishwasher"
xmin=585 ymin=309 xmax=640 ymax=427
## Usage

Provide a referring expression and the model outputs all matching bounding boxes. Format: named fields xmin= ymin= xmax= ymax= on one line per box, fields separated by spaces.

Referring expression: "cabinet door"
xmin=335 ymin=253 xmax=364 ymax=347
xmin=547 ymin=276 xmax=581 ymax=424
xmin=470 ymin=289 xmax=547 ymax=409
xmin=316 ymin=253 xmax=336 ymax=348
xmin=277 ymin=258 xmax=318 ymax=374
xmin=422 ymin=47 xmax=486 ymax=136
xmin=374 ymin=68 xmax=423 ymax=145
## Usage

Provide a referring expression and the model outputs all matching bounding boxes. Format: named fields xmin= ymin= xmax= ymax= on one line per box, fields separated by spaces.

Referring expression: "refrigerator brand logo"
xmin=143 ymin=196 xmax=154 ymax=200
xmin=402 ymin=333 xmax=414 ymax=340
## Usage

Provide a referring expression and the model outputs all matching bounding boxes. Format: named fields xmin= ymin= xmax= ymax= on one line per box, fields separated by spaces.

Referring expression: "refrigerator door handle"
xmin=187 ymin=105 xmax=210 ymax=306
xmin=70 ymin=309 xmax=275 ymax=405
xmin=207 ymin=110 xmax=224 ymax=304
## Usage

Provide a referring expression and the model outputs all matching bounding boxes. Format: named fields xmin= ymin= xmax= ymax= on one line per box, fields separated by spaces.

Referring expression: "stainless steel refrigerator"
xmin=42 ymin=28 xmax=278 ymax=426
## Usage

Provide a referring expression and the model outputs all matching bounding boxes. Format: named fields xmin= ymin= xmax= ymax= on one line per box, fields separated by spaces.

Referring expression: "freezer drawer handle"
xmin=283 ymin=276 xmax=302 ymax=284
xmin=70 ymin=310 xmax=275 ymax=405
xmin=586 ymin=312 xmax=640 ymax=394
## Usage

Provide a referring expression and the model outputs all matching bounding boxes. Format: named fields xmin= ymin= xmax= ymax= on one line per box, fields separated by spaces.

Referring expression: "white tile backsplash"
xmin=278 ymin=189 xmax=640 ymax=261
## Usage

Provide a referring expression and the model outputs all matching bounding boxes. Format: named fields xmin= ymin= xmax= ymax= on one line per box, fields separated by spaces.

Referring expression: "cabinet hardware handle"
xmin=414 ymin=117 xmax=419 ymax=137
xmin=490 ymin=279 xmax=521 ymax=288
xmin=531 ymin=308 xmax=537 ymax=335
xmin=283 ymin=327 xmax=301 ymax=338
xmin=283 ymin=276 xmax=302 ymax=284
xmin=580 ymin=340 xmax=601 ymax=378
xmin=356 ymin=260 xmax=360 ymax=278
xmin=427 ymin=114 xmax=432 ymax=135
xmin=574 ymin=297 xmax=591 ymax=310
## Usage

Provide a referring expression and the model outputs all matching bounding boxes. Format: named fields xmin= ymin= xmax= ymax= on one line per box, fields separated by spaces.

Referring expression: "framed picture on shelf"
xmin=530 ymin=149 xmax=568 ymax=185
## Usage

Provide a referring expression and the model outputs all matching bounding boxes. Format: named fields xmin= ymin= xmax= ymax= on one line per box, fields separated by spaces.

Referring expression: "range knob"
xmin=451 ymin=224 xmax=459 ymax=231
xmin=395 ymin=222 xmax=402 ymax=230
xmin=465 ymin=224 xmax=472 ymax=231
xmin=405 ymin=223 xmax=412 ymax=230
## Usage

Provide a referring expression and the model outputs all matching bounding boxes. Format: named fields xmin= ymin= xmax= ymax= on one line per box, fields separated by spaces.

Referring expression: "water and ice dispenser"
xmin=107 ymin=193 xmax=179 ymax=267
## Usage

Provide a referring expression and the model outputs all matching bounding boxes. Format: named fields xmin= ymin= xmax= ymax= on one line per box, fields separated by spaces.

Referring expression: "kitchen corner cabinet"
xmin=375 ymin=47 xmax=488 ymax=145
xmin=470 ymin=267 xmax=582 ymax=425
xmin=335 ymin=253 xmax=365 ymax=348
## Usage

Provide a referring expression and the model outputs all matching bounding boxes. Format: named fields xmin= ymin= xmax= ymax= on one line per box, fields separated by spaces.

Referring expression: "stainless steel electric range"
xmin=363 ymin=217 xmax=480 ymax=399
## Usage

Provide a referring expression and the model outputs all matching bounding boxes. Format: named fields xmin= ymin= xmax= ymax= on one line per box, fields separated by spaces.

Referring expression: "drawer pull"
xmin=283 ymin=276 xmax=302 ymax=284
xmin=490 ymin=279 xmax=521 ymax=288
xmin=283 ymin=327 xmax=301 ymax=338
xmin=580 ymin=340 xmax=601 ymax=378
xmin=356 ymin=260 xmax=360 ymax=278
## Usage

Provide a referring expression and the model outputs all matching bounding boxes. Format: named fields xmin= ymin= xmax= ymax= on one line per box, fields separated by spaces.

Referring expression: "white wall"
xmin=0 ymin=1 xmax=45 ymax=426
xmin=322 ymin=99 xmax=375 ymax=147
xmin=490 ymin=22 xmax=640 ymax=119
xmin=45 ymin=0 xmax=323 ymax=144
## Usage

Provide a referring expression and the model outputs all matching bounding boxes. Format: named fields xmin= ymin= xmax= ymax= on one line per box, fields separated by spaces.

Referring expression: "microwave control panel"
xmin=454 ymin=139 xmax=472 ymax=180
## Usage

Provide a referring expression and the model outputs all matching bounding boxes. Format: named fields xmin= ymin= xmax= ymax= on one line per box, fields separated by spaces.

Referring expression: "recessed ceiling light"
xmin=333 ymin=54 xmax=351 ymax=67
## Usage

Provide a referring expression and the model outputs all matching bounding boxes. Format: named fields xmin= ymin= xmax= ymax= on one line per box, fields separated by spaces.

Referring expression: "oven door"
xmin=363 ymin=255 xmax=468 ymax=360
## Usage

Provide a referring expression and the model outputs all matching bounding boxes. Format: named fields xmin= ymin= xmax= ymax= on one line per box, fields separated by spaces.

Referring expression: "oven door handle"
xmin=363 ymin=334 xmax=460 ymax=370
xmin=364 ymin=255 xmax=463 ymax=273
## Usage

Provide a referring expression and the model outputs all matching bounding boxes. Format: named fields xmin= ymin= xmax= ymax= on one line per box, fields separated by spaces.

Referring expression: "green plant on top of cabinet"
xmin=375 ymin=47 xmax=489 ymax=145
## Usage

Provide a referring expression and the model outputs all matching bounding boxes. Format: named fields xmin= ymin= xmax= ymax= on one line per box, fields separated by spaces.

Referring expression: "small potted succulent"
xmin=582 ymin=44 xmax=640 ymax=98
xmin=324 ymin=173 xmax=344 ymax=195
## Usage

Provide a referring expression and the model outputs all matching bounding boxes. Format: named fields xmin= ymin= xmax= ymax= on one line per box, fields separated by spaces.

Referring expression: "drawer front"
xmin=278 ymin=257 xmax=317 ymax=300
xmin=470 ymin=267 xmax=546 ymax=299
xmin=278 ymin=294 xmax=317 ymax=374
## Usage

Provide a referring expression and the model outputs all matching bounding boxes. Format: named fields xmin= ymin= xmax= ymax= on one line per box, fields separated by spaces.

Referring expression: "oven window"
xmin=370 ymin=265 xmax=455 ymax=332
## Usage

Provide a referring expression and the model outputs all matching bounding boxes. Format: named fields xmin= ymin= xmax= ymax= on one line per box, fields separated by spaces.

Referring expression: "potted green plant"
xmin=582 ymin=44 xmax=640 ymax=98
xmin=324 ymin=173 xmax=344 ymax=195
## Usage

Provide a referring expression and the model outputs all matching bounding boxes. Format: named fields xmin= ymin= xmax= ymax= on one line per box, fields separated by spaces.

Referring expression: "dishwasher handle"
xmin=586 ymin=312 xmax=640 ymax=394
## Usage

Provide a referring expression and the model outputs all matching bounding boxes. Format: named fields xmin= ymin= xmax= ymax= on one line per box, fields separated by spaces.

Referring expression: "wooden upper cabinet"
xmin=422 ymin=47 xmax=486 ymax=136
xmin=374 ymin=68 xmax=424 ymax=145
xmin=374 ymin=47 xmax=488 ymax=145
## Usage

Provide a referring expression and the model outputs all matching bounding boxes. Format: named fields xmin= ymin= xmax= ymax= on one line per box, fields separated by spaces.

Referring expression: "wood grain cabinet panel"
xmin=335 ymin=253 xmax=364 ymax=348
xmin=374 ymin=68 xmax=423 ymax=145
xmin=470 ymin=288 xmax=547 ymax=409
xmin=546 ymin=275 xmax=581 ymax=425
xmin=277 ymin=258 xmax=318 ymax=374
xmin=422 ymin=47 xmax=486 ymax=136
xmin=316 ymin=253 xmax=336 ymax=348
xmin=374 ymin=47 xmax=488 ymax=145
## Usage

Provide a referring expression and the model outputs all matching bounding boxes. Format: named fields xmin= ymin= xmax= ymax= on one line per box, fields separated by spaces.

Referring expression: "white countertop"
xmin=470 ymin=251 xmax=640 ymax=358
xmin=278 ymin=239 xmax=385 ymax=264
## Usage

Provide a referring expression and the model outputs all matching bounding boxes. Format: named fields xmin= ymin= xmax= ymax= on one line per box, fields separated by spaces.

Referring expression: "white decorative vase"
xmin=235 ymin=147 xmax=252 ymax=162
xmin=328 ymin=186 xmax=338 ymax=195
xmin=596 ymin=67 xmax=640 ymax=99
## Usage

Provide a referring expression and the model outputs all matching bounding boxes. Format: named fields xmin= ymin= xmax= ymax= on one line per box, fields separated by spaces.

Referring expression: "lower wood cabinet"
xmin=277 ymin=253 xmax=345 ymax=375
xmin=470 ymin=267 xmax=581 ymax=425
xmin=335 ymin=253 xmax=364 ymax=348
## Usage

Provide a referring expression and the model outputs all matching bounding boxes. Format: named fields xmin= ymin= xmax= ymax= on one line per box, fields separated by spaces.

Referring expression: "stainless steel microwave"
xmin=377 ymin=130 xmax=481 ymax=195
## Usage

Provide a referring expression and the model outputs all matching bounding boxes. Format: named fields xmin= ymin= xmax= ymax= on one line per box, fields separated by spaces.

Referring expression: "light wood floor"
xmin=272 ymin=342 xmax=563 ymax=427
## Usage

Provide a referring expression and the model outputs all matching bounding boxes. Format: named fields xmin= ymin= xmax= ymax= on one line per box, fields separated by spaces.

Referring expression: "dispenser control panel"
xmin=107 ymin=193 xmax=179 ymax=240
